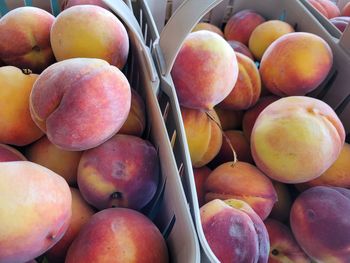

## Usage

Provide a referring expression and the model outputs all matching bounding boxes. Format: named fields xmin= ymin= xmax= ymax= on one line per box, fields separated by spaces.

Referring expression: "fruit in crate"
xmin=265 ymin=219 xmax=310 ymax=263
xmin=290 ymin=186 xmax=350 ymax=262
xmin=192 ymin=22 xmax=224 ymax=37
xmin=205 ymin=161 xmax=277 ymax=220
xmin=248 ymin=20 xmax=295 ymax=60
xmin=65 ymin=208 xmax=169 ymax=263
xmin=0 ymin=7 xmax=55 ymax=73
xmin=0 ymin=66 xmax=43 ymax=146
xmin=78 ymin=134 xmax=159 ymax=210
xmin=0 ymin=161 xmax=71 ymax=263
xmin=260 ymin=32 xmax=333 ymax=96
xmin=51 ymin=5 xmax=129 ymax=69
xmin=342 ymin=2 xmax=350 ymax=16
xmin=270 ymin=181 xmax=292 ymax=222
xmin=46 ymin=188 xmax=94 ymax=263
xmin=251 ymin=96 xmax=345 ymax=183
xmin=0 ymin=143 xmax=26 ymax=161
xmin=118 ymin=89 xmax=146 ymax=137
xmin=201 ymin=199 xmax=269 ymax=263
xmin=193 ymin=166 xmax=211 ymax=207
xmin=171 ymin=31 xmax=238 ymax=110
xmin=61 ymin=0 xmax=111 ymax=10
xmin=330 ymin=16 xmax=350 ymax=32
xmin=30 ymin=58 xmax=131 ymax=151
xmin=219 ymin=52 xmax=261 ymax=110
xmin=25 ymin=136 xmax=82 ymax=185
xmin=308 ymin=0 xmax=340 ymax=18
xmin=214 ymin=107 xmax=243 ymax=130
xmin=227 ymin=40 xmax=254 ymax=60
xmin=181 ymin=107 xmax=222 ymax=168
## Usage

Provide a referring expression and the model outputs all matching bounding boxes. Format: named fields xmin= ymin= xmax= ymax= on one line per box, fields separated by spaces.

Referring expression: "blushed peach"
xmin=193 ymin=166 xmax=211 ymax=207
xmin=227 ymin=40 xmax=254 ymax=60
xmin=192 ymin=22 xmax=224 ymax=37
xmin=308 ymin=0 xmax=340 ymax=18
xmin=61 ymin=0 xmax=111 ymax=10
xmin=0 ymin=144 xmax=26 ymax=162
xmin=342 ymin=2 xmax=350 ymax=16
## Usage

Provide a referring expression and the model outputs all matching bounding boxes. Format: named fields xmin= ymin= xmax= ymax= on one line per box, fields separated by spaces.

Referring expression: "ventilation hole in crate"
xmin=335 ymin=93 xmax=350 ymax=116
xmin=294 ymin=23 xmax=298 ymax=31
xmin=346 ymin=133 xmax=350 ymax=144
xmin=149 ymin=38 xmax=153 ymax=52
xmin=279 ymin=9 xmax=287 ymax=22
xmin=314 ymin=70 xmax=338 ymax=100
xmin=0 ymin=0 xmax=8 ymax=16
xmin=170 ymin=130 xmax=177 ymax=149
xmin=144 ymin=23 xmax=148 ymax=42
xmin=24 ymin=0 xmax=32 ymax=6
xmin=162 ymin=101 xmax=170 ymax=122
xmin=178 ymin=162 xmax=184 ymax=178
xmin=51 ymin=0 xmax=61 ymax=16
xmin=162 ymin=215 xmax=176 ymax=240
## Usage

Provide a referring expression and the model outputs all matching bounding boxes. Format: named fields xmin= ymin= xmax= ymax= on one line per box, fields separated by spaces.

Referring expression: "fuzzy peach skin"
xmin=192 ymin=22 xmax=224 ymax=37
xmin=215 ymin=107 xmax=243 ymax=130
xmin=265 ymin=219 xmax=310 ymax=263
xmin=205 ymin=161 xmax=277 ymax=220
xmin=0 ymin=143 xmax=26 ymax=162
xmin=249 ymin=20 xmax=295 ymax=61
xmin=61 ymin=0 xmax=111 ymax=10
xmin=0 ymin=161 xmax=72 ymax=263
xmin=201 ymin=199 xmax=269 ymax=263
xmin=342 ymin=2 xmax=350 ymax=16
xmin=181 ymin=107 xmax=222 ymax=168
xmin=290 ymin=186 xmax=350 ymax=262
xmin=171 ymin=31 xmax=238 ymax=110
xmin=51 ymin=5 xmax=129 ymax=69
xmin=0 ymin=7 xmax=55 ymax=73
xmin=308 ymin=0 xmax=340 ymax=18
xmin=260 ymin=32 xmax=333 ymax=96
xmin=78 ymin=134 xmax=159 ymax=210
xmin=118 ymin=89 xmax=146 ymax=137
xmin=0 ymin=66 xmax=43 ymax=146
xmin=65 ymin=208 xmax=169 ymax=263
xmin=270 ymin=181 xmax=292 ymax=222
xmin=46 ymin=188 xmax=94 ymax=263
xmin=224 ymin=9 xmax=265 ymax=45
xmin=30 ymin=58 xmax=131 ymax=151
xmin=251 ymin=96 xmax=345 ymax=184
xmin=220 ymin=52 xmax=261 ymax=110
xmin=227 ymin=40 xmax=254 ymax=60
xmin=193 ymin=166 xmax=212 ymax=207
xmin=25 ymin=136 xmax=82 ymax=185
xmin=242 ymin=96 xmax=279 ymax=141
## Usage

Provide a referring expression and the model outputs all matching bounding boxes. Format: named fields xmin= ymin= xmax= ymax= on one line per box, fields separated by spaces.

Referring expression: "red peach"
xmin=227 ymin=40 xmax=254 ymax=60
xmin=342 ymin=2 xmax=350 ymax=16
xmin=0 ymin=144 xmax=26 ymax=162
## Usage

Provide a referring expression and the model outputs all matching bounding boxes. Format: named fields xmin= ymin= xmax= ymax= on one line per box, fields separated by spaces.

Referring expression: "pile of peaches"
xmin=0 ymin=1 xmax=169 ymax=263
xmin=172 ymin=7 xmax=350 ymax=263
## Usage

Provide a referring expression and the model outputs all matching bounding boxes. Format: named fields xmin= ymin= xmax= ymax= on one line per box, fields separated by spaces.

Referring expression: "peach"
xmin=290 ymin=186 xmax=350 ymax=262
xmin=210 ymin=130 xmax=253 ymax=168
xmin=270 ymin=182 xmax=292 ymax=222
xmin=25 ymin=136 xmax=82 ymax=185
xmin=342 ymin=2 xmax=350 ymax=16
xmin=251 ymin=96 xmax=345 ymax=183
xmin=0 ymin=7 xmax=55 ymax=73
xmin=171 ymin=30 xmax=238 ymax=110
xmin=215 ymin=107 xmax=243 ymax=130
xmin=224 ymin=9 xmax=266 ymax=45
xmin=249 ymin=20 xmax=295 ymax=60
xmin=61 ymin=0 xmax=111 ymax=10
xmin=46 ymin=188 xmax=94 ymax=263
xmin=308 ymin=0 xmax=340 ymax=18
xmin=181 ymin=107 xmax=222 ymax=168
xmin=0 ymin=66 xmax=43 ymax=146
xmin=260 ymin=32 xmax=333 ymax=96
xmin=242 ymin=95 xmax=279 ymax=141
xmin=77 ymin=134 xmax=159 ymax=210
xmin=0 ymin=143 xmax=26 ymax=162
xmin=205 ymin=161 xmax=277 ymax=220
xmin=265 ymin=219 xmax=310 ymax=263
xmin=30 ymin=58 xmax=131 ymax=151
xmin=193 ymin=166 xmax=211 ymax=207
xmin=65 ymin=208 xmax=169 ymax=263
xmin=51 ymin=5 xmax=129 ymax=69
xmin=227 ymin=40 xmax=254 ymax=60
xmin=200 ymin=199 xmax=269 ymax=263
xmin=330 ymin=16 xmax=350 ymax=32
xmin=192 ymin=22 xmax=224 ymax=37
xmin=0 ymin=161 xmax=71 ymax=263
xmin=118 ymin=89 xmax=146 ymax=137
xmin=219 ymin=52 xmax=261 ymax=110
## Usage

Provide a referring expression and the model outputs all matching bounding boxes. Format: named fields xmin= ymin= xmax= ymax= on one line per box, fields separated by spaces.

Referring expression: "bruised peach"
xmin=227 ymin=40 xmax=254 ymax=60
xmin=192 ymin=22 xmax=224 ymax=37
xmin=0 ymin=144 xmax=26 ymax=162
xmin=215 ymin=107 xmax=243 ymax=130
xmin=193 ymin=166 xmax=211 ymax=207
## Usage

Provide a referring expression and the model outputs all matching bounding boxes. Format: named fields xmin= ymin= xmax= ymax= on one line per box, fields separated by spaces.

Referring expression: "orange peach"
xmin=251 ymin=96 xmax=345 ymax=183
xmin=215 ymin=107 xmax=243 ymax=130
xmin=224 ymin=9 xmax=265 ymax=45
xmin=249 ymin=20 xmax=295 ymax=60
xmin=46 ymin=188 xmax=94 ymax=263
xmin=242 ymin=95 xmax=279 ymax=141
xmin=25 ymin=136 xmax=82 ymax=185
xmin=290 ymin=186 xmax=350 ymax=262
xmin=171 ymin=31 xmax=238 ymax=110
xmin=260 ymin=32 xmax=333 ymax=96
xmin=0 ymin=161 xmax=71 ymax=263
xmin=0 ymin=7 xmax=55 ymax=73
xmin=51 ymin=5 xmax=129 ymax=69
xmin=181 ymin=107 xmax=222 ymax=168
xmin=205 ymin=161 xmax=277 ymax=220
xmin=342 ymin=2 xmax=350 ymax=16
xmin=227 ymin=40 xmax=254 ymax=60
xmin=192 ymin=22 xmax=224 ymax=37
xmin=77 ymin=135 xmax=159 ymax=210
xmin=118 ymin=89 xmax=146 ymax=137
xmin=193 ymin=166 xmax=212 ymax=207
xmin=0 ymin=66 xmax=43 ymax=146
xmin=308 ymin=0 xmax=340 ymax=18
xmin=30 ymin=58 xmax=131 ymax=151
xmin=0 ymin=143 xmax=26 ymax=162
xmin=61 ymin=0 xmax=111 ymax=10
xmin=270 ymin=181 xmax=292 ymax=222
xmin=65 ymin=208 xmax=169 ymax=263
xmin=219 ymin=52 xmax=261 ymax=110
